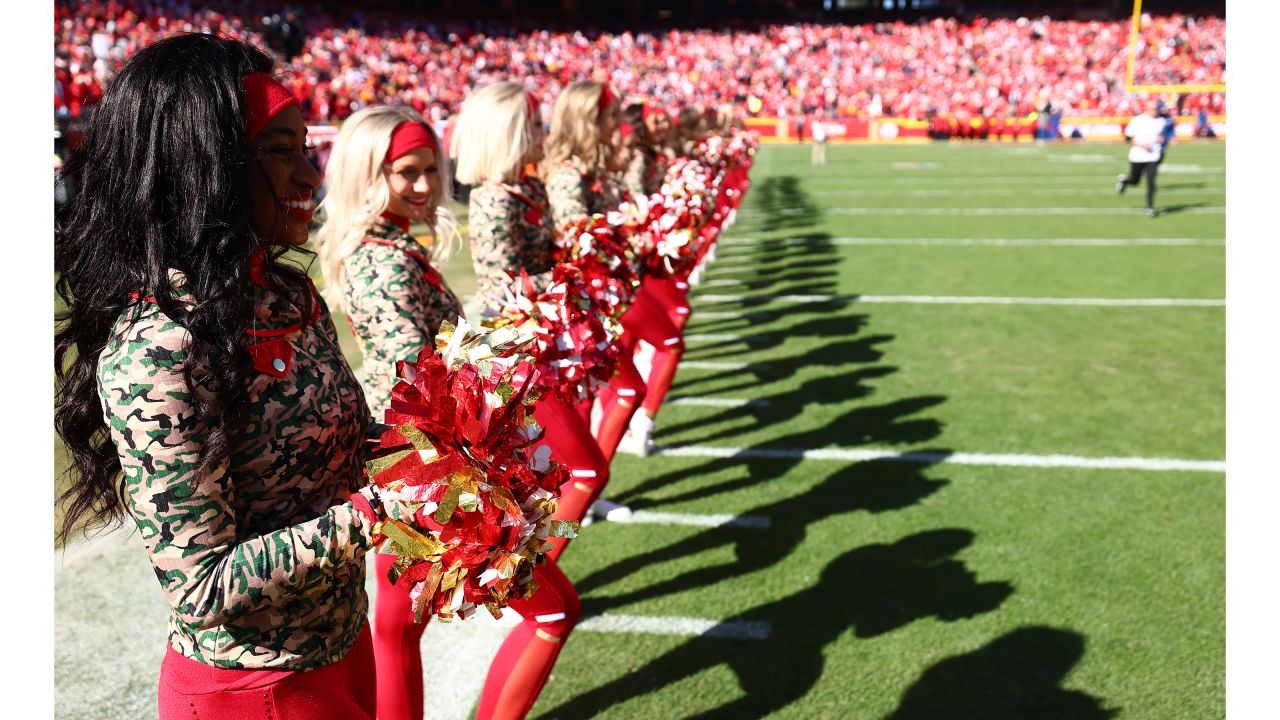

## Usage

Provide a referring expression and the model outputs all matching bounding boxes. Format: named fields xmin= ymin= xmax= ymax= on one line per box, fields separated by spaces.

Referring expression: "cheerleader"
xmin=310 ymin=105 xmax=460 ymax=720
xmin=621 ymin=102 xmax=670 ymax=198
xmin=54 ymin=35 xmax=407 ymax=719
xmin=544 ymin=83 xmax=685 ymax=460
xmin=621 ymin=103 xmax=693 ymax=331
xmin=451 ymin=81 xmax=611 ymax=563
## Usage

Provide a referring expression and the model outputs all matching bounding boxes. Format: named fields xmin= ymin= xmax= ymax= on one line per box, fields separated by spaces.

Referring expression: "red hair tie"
xmin=597 ymin=84 xmax=615 ymax=114
xmin=385 ymin=121 xmax=438 ymax=163
xmin=243 ymin=72 xmax=299 ymax=140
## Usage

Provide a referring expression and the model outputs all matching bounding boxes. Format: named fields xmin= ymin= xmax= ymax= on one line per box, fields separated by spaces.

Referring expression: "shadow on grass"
xmin=885 ymin=626 xmax=1118 ymax=719
xmin=541 ymin=530 xmax=1012 ymax=720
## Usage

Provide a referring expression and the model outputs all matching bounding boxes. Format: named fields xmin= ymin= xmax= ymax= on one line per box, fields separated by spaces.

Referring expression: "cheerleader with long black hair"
xmin=54 ymin=34 xmax=414 ymax=719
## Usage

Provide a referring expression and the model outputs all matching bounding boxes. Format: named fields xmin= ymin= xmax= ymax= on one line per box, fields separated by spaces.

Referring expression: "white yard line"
xmin=684 ymin=310 xmax=754 ymax=320
xmin=612 ymin=510 xmax=772 ymax=529
xmin=799 ymin=173 xmax=1224 ymax=184
xmin=679 ymin=360 xmax=771 ymax=370
xmin=668 ymin=397 xmax=770 ymax=408
xmin=819 ymin=207 xmax=1226 ymax=216
xmin=694 ymin=293 xmax=1225 ymax=307
xmin=655 ymin=445 xmax=1224 ymax=473
xmin=718 ymin=236 xmax=1224 ymax=247
xmin=808 ymin=187 xmax=1224 ymax=197
xmin=684 ymin=333 xmax=774 ymax=342
xmin=577 ymin=614 xmax=772 ymax=640
xmin=823 ymin=237 xmax=1225 ymax=247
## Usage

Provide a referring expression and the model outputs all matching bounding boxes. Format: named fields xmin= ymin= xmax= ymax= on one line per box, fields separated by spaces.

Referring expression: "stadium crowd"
xmin=55 ymin=1 xmax=1225 ymax=124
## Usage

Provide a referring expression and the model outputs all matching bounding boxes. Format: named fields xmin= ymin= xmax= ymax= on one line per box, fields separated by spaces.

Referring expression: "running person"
xmin=312 ymin=105 xmax=464 ymax=720
xmin=54 ymin=35 xmax=406 ymax=719
xmin=1116 ymin=97 xmax=1168 ymax=217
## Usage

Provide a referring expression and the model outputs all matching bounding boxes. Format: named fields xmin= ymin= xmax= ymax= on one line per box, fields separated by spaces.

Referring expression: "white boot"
xmin=589 ymin=498 xmax=633 ymax=522
xmin=616 ymin=412 xmax=655 ymax=457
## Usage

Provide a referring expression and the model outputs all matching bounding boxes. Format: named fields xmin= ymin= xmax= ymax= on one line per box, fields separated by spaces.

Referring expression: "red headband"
xmin=597 ymin=84 xmax=615 ymax=114
xmin=243 ymin=72 xmax=299 ymax=140
xmin=385 ymin=121 xmax=438 ymax=162
xmin=641 ymin=103 xmax=661 ymax=120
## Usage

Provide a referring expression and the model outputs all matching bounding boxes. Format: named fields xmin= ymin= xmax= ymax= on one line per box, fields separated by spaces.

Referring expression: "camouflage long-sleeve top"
xmin=601 ymin=172 xmax=634 ymax=211
xmin=623 ymin=150 xmax=664 ymax=198
xmin=546 ymin=157 xmax=612 ymax=230
xmin=467 ymin=178 xmax=555 ymax=315
xmin=343 ymin=215 xmax=464 ymax=417
xmin=96 ymin=271 xmax=376 ymax=671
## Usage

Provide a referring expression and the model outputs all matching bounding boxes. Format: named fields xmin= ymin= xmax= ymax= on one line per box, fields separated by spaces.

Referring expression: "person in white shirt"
xmin=1116 ymin=98 xmax=1169 ymax=217
xmin=811 ymin=114 xmax=828 ymax=165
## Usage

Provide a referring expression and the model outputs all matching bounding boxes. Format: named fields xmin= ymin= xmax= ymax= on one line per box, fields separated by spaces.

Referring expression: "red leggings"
xmin=535 ymin=395 xmax=610 ymax=562
xmin=373 ymin=554 xmax=429 ymax=720
xmin=596 ymin=288 xmax=685 ymax=458
xmin=476 ymin=560 xmax=581 ymax=720
xmin=642 ymin=275 xmax=691 ymax=330
xmin=157 ymin=624 xmax=376 ymax=720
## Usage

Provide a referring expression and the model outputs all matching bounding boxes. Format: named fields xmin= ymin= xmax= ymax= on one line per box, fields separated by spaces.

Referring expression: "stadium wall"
xmin=743 ymin=115 xmax=1227 ymax=143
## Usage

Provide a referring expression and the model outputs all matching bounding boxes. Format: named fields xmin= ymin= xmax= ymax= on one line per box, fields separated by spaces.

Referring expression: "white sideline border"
xmin=655 ymin=445 xmax=1224 ymax=473
xmin=577 ymin=614 xmax=772 ymax=640
xmin=694 ymin=293 xmax=1225 ymax=307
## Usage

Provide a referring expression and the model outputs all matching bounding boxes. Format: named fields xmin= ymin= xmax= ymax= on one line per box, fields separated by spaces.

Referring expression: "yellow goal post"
xmin=1125 ymin=0 xmax=1226 ymax=94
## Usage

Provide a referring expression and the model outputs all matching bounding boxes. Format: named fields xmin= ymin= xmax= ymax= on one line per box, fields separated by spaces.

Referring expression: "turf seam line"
xmin=694 ymin=293 xmax=1226 ymax=307
xmin=654 ymin=445 xmax=1225 ymax=473
xmin=576 ymin=613 xmax=773 ymax=640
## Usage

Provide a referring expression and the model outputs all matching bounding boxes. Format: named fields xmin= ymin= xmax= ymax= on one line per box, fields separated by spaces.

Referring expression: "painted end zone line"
xmin=695 ymin=293 xmax=1225 ymax=308
xmin=612 ymin=510 xmax=772 ymax=529
xmin=655 ymin=445 xmax=1224 ymax=473
xmin=577 ymin=614 xmax=772 ymax=640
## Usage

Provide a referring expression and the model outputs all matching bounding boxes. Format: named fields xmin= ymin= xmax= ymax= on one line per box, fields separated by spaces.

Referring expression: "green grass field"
xmin=532 ymin=141 xmax=1225 ymax=719
xmin=54 ymin=141 xmax=1225 ymax=719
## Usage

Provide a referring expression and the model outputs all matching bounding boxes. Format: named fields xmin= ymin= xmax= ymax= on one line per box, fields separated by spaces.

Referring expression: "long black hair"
xmin=55 ymin=34 xmax=312 ymax=542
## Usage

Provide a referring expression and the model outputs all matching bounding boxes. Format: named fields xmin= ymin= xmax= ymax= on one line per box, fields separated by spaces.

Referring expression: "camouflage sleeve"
xmin=96 ymin=314 xmax=375 ymax=632
xmin=623 ymin=153 xmax=647 ymax=198
xmin=343 ymin=242 xmax=457 ymax=412
xmin=468 ymin=186 xmax=525 ymax=305
xmin=547 ymin=166 xmax=590 ymax=230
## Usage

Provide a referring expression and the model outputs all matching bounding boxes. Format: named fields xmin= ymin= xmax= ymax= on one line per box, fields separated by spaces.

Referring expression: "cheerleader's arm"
xmin=469 ymin=187 xmax=532 ymax=300
xmin=97 ymin=313 xmax=376 ymax=633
